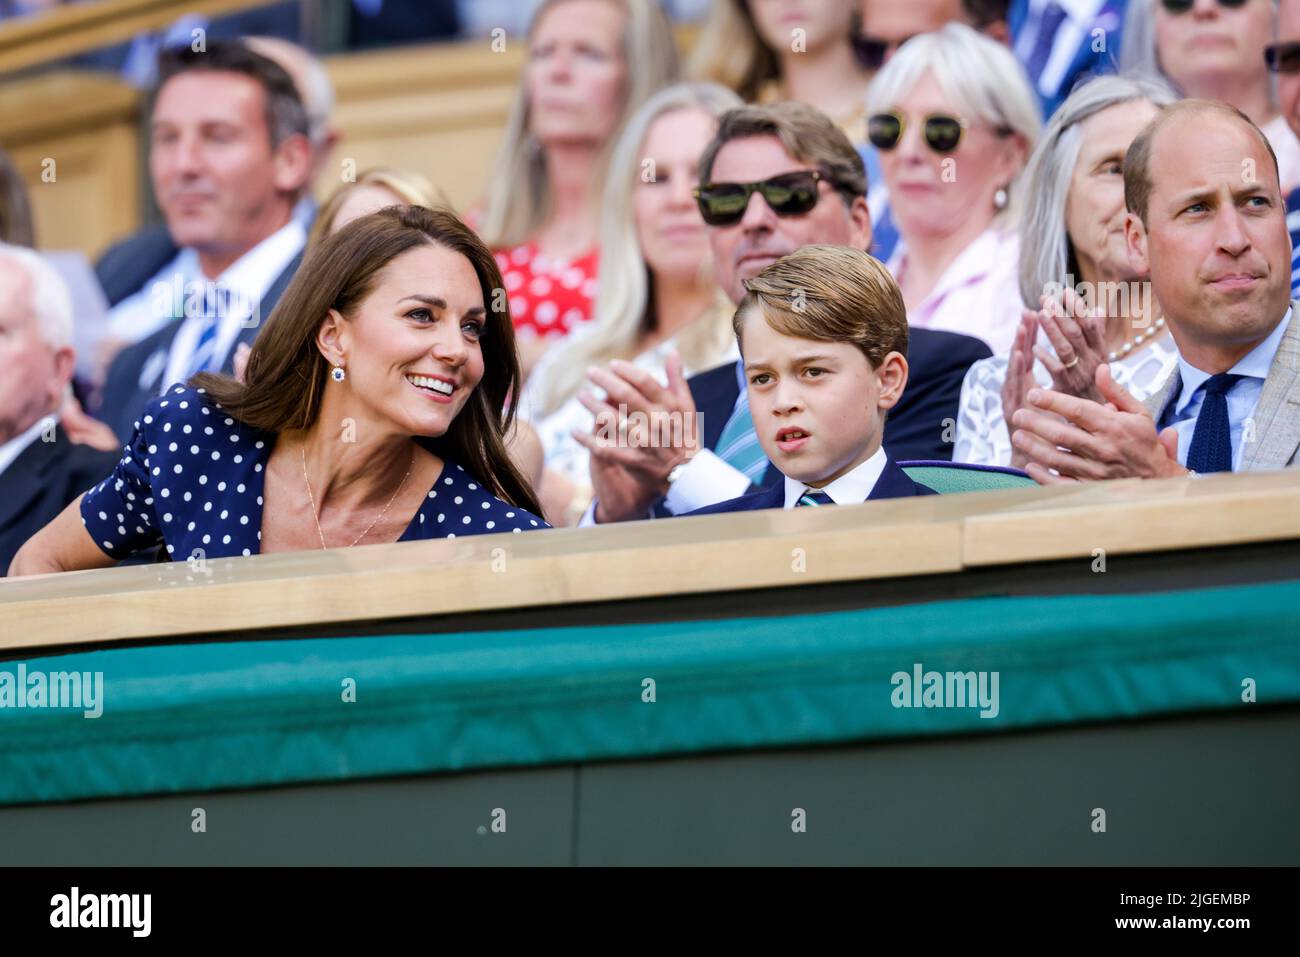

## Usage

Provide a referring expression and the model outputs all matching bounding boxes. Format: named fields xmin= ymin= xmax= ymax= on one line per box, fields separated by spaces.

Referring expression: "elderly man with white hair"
xmin=0 ymin=246 xmax=119 ymax=576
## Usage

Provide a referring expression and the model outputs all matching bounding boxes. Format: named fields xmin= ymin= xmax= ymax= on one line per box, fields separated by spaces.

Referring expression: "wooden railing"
xmin=2 ymin=469 xmax=1298 ymax=652
xmin=0 ymin=0 xmax=280 ymax=75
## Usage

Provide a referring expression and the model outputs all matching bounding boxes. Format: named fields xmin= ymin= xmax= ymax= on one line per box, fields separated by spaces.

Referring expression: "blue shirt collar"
xmin=1173 ymin=306 xmax=1291 ymax=416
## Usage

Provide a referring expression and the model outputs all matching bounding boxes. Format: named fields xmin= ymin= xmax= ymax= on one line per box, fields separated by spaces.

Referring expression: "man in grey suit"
xmin=1008 ymin=99 xmax=1300 ymax=480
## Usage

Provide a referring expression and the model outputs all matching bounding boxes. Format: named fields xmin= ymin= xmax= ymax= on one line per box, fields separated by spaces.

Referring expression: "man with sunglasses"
xmin=1268 ymin=0 xmax=1300 ymax=297
xmin=574 ymin=102 xmax=992 ymax=525
xmin=1009 ymin=99 xmax=1300 ymax=479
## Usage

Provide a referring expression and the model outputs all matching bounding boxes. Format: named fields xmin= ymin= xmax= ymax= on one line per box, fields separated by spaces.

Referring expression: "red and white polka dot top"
xmin=493 ymin=242 xmax=599 ymax=341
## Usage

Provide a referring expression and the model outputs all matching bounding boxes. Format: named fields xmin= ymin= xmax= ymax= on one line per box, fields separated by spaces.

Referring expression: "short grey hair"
xmin=0 ymin=243 xmax=73 ymax=350
xmin=1018 ymin=74 xmax=1178 ymax=308
xmin=865 ymin=22 xmax=1043 ymax=221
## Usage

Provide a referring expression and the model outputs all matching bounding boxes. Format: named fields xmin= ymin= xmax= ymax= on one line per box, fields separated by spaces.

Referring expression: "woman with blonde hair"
xmin=477 ymin=0 xmax=680 ymax=377
xmin=866 ymin=23 xmax=1041 ymax=355
xmin=308 ymin=167 xmax=448 ymax=249
xmin=688 ymin=0 xmax=872 ymax=142
xmin=517 ymin=82 xmax=743 ymax=525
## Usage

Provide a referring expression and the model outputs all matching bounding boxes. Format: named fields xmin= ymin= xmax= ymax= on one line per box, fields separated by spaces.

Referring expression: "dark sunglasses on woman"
xmin=868 ymin=111 xmax=969 ymax=154
xmin=1159 ymin=0 xmax=1249 ymax=13
xmin=693 ymin=170 xmax=828 ymax=227
xmin=1265 ymin=41 xmax=1300 ymax=74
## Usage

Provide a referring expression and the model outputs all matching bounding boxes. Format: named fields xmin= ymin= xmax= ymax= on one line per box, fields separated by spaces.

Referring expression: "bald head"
xmin=1124 ymin=99 xmax=1279 ymax=226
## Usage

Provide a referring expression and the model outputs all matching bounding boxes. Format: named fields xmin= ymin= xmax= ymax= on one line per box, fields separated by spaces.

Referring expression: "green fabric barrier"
xmin=902 ymin=464 xmax=1037 ymax=493
xmin=2 ymin=578 xmax=1298 ymax=806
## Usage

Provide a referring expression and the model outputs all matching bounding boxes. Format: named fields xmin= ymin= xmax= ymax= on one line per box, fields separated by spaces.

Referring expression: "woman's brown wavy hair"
xmin=193 ymin=205 xmax=541 ymax=516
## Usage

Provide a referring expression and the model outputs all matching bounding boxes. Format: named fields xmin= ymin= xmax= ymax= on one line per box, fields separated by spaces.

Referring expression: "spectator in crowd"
xmin=1009 ymin=0 xmax=1127 ymax=117
xmin=0 ymin=246 xmax=118 ymax=576
xmin=92 ymin=42 xmax=313 ymax=443
xmin=0 ymin=147 xmax=35 ymax=247
xmin=9 ymin=207 xmax=548 ymax=577
xmin=96 ymin=38 xmax=334 ymax=358
xmin=477 ymin=0 xmax=679 ymax=379
xmin=1011 ymin=100 xmax=1300 ymax=480
xmin=308 ymin=167 xmax=448 ymax=250
xmin=866 ymin=22 xmax=1040 ymax=356
xmin=1269 ymin=0 xmax=1300 ymax=295
xmin=853 ymin=0 xmax=1014 ymax=263
xmin=517 ymin=82 xmax=742 ymax=525
xmin=685 ymin=245 xmax=937 ymax=515
xmin=955 ymin=75 xmax=1179 ymax=466
xmin=1122 ymin=0 xmax=1300 ymax=193
xmin=244 ymin=35 xmax=341 ymax=224
xmin=689 ymin=0 xmax=873 ymax=142
xmin=575 ymin=102 xmax=991 ymax=524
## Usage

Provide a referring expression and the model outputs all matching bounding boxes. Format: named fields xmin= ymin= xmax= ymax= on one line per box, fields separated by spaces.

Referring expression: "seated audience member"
xmin=519 ymin=83 xmax=742 ymax=525
xmin=1122 ymin=0 xmax=1300 ymax=193
xmin=1269 ymin=0 xmax=1300 ymax=296
xmin=93 ymin=41 xmax=314 ymax=443
xmin=955 ymin=75 xmax=1179 ymax=466
xmin=0 ymin=246 xmax=119 ymax=576
xmin=477 ymin=0 xmax=679 ymax=378
xmin=686 ymin=245 xmax=936 ymax=515
xmin=577 ymin=102 xmax=991 ymax=524
xmin=308 ymin=168 xmax=448 ymax=250
xmin=689 ymin=0 xmax=873 ymax=142
xmin=853 ymin=0 xmax=1013 ymax=263
xmin=245 ymin=34 xmax=341 ymax=226
xmin=1011 ymin=100 xmax=1300 ymax=481
xmin=866 ymin=23 xmax=1041 ymax=355
xmin=0 ymin=147 xmax=34 ymax=247
xmin=9 ymin=207 xmax=548 ymax=577
xmin=1009 ymin=0 xmax=1127 ymax=116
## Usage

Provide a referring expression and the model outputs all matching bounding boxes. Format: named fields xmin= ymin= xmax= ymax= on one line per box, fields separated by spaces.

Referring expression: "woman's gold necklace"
xmin=301 ymin=444 xmax=414 ymax=549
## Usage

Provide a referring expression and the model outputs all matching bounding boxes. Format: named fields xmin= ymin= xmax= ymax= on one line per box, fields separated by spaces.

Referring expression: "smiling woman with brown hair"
xmin=9 ymin=206 xmax=547 ymax=575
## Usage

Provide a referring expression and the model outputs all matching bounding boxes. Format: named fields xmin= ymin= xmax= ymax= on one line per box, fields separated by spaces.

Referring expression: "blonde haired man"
xmin=686 ymin=245 xmax=936 ymax=514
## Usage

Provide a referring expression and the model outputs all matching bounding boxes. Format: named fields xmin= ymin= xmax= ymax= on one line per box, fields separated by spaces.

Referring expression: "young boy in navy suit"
xmin=686 ymin=245 xmax=935 ymax=515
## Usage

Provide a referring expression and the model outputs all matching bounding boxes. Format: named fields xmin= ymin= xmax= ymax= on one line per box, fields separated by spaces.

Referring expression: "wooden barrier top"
xmin=0 ymin=0 xmax=275 ymax=76
xmin=1 ymin=469 xmax=1297 ymax=652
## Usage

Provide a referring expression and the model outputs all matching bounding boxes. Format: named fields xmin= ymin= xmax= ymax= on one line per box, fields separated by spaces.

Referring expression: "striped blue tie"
xmin=796 ymin=490 xmax=835 ymax=507
xmin=185 ymin=285 xmax=231 ymax=380
xmin=715 ymin=397 xmax=768 ymax=483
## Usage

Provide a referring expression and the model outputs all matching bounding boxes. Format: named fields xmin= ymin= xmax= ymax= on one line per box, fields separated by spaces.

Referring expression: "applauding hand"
xmin=1010 ymin=364 xmax=1186 ymax=483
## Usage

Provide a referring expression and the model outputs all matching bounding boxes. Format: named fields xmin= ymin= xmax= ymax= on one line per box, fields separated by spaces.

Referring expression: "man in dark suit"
xmin=576 ymin=102 xmax=990 ymax=524
xmin=92 ymin=41 xmax=313 ymax=442
xmin=0 ymin=247 xmax=119 ymax=576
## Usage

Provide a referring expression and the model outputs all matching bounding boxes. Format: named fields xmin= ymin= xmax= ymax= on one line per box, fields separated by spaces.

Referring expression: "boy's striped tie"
xmin=796 ymin=489 xmax=835 ymax=507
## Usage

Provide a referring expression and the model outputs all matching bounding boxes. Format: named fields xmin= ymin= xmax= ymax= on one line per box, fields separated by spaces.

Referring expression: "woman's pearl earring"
xmin=994 ymin=187 xmax=1009 ymax=211
xmin=331 ymin=365 xmax=346 ymax=383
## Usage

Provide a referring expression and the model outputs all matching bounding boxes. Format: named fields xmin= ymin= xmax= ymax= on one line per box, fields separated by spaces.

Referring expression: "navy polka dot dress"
xmin=81 ymin=384 xmax=549 ymax=561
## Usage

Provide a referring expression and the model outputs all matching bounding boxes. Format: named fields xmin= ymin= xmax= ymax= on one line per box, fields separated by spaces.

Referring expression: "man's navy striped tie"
xmin=185 ymin=285 xmax=232 ymax=380
xmin=796 ymin=489 xmax=834 ymax=507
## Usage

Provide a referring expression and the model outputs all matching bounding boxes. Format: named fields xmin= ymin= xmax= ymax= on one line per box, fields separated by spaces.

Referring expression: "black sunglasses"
xmin=1159 ymin=0 xmax=1249 ymax=13
xmin=868 ymin=111 xmax=969 ymax=154
xmin=693 ymin=170 xmax=827 ymax=227
xmin=1265 ymin=41 xmax=1300 ymax=74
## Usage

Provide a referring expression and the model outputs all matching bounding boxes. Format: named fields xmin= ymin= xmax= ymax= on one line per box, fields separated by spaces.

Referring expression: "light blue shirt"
xmin=1160 ymin=307 xmax=1291 ymax=470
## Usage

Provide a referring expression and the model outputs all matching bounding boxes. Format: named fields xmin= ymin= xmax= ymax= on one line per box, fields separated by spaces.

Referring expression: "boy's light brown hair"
xmin=734 ymin=245 xmax=908 ymax=366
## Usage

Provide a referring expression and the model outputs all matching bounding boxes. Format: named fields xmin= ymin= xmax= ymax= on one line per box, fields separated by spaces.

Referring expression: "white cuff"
xmin=663 ymin=450 xmax=755 ymax=514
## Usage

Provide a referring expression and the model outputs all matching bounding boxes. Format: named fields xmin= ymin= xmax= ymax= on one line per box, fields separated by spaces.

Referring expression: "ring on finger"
xmin=1062 ymin=356 xmax=1080 ymax=370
